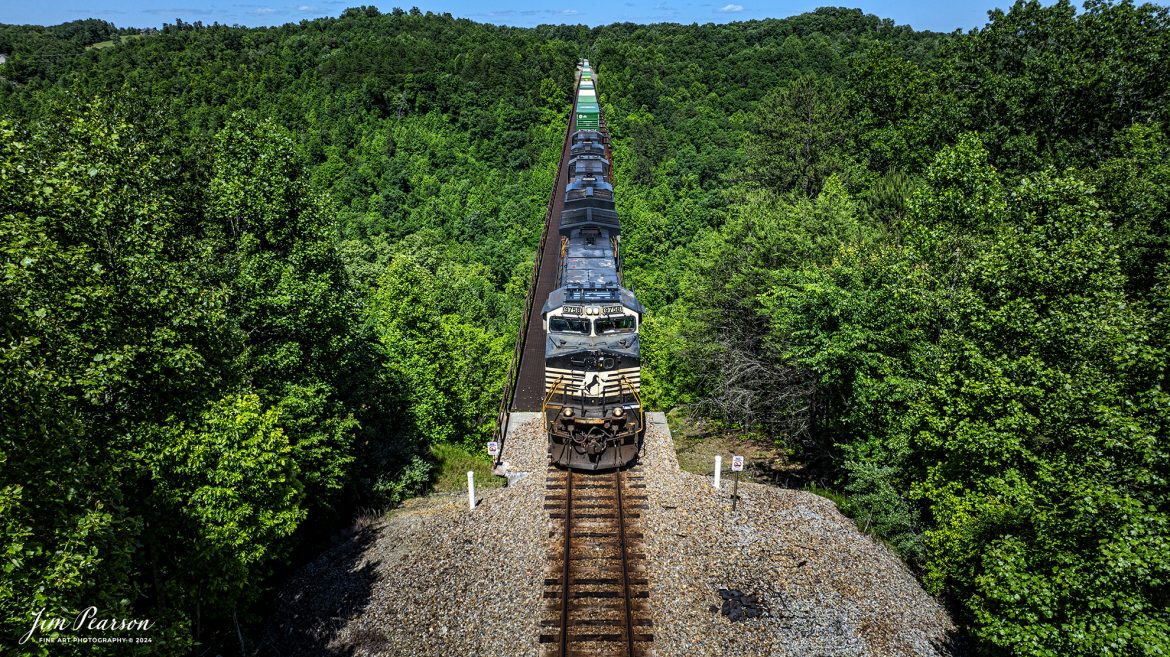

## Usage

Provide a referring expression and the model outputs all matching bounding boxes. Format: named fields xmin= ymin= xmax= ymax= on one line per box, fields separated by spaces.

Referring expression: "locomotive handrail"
xmin=542 ymin=376 xmax=565 ymax=433
xmin=490 ymin=73 xmax=582 ymax=467
xmin=611 ymin=236 xmax=625 ymax=281
xmin=620 ymin=376 xmax=644 ymax=431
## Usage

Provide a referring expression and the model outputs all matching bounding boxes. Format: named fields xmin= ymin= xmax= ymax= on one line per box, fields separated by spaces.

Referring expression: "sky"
xmin=0 ymin=0 xmax=1031 ymax=34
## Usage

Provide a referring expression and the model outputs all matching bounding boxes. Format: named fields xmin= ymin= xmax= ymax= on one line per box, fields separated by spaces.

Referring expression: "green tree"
xmin=761 ymin=135 xmax=1170 ymax=655
xmin=746 ymin=73 xmax=859 ymax=196
xmin=370 ymin=256 xmax=509 ymax=451
xmin=206 ymin=114 xmax=361 ymax=507
xmin=0 ymin=105 xmax=222 ymax=654
xmin=903 ymin=153 xmax=1170 ymax=656
xmin=145 ymin=394 xmax=305 ymax=616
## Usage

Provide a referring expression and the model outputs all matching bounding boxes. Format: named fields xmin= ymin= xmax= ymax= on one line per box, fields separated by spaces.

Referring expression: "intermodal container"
xmin=576 ymin=100 xmax=600 ymax=130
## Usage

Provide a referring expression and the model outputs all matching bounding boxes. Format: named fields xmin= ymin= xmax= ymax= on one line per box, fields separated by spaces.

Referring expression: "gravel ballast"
xmin=261 ymin=416 xmax=550 ymax=657
xmin=638 ymin=413 xmax=957 ymax=657
xmin=262 ymin=412 xmax=957 ymax=656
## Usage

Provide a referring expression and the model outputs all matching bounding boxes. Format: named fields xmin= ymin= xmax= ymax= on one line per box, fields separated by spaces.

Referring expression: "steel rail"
xmin=559 ymin=468 xmax=575 ymax=657
xmin=614 ymin=469 xmax=636 ymax=657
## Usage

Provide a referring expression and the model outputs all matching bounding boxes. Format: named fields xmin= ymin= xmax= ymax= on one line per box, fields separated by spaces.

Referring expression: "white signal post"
xmin=468 ymin=471 xmax=476 ymax=511
xmin=714 ymin=455 xmax=722 ymax=490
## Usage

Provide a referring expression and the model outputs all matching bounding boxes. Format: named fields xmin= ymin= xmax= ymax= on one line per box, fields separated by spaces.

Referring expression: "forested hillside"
xmin=1 ymin=2 xmax=1168 ymax=656
xmin=597 ymin=3 xmax=1170 ymax=655
xmin=1 ymin=8 xmax=573 ymax=654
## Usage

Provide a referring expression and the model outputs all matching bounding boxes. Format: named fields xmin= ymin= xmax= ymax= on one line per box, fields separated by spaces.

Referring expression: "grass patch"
xmin=429 ymin=442 xmax=505 ymax=494
xmin=86 ymin=34 xmax=148 ymax=50
xmin=803 ymin=483 xmax=847 ymax=509
xmin=665 ymin=407 xmax=808 ymax=486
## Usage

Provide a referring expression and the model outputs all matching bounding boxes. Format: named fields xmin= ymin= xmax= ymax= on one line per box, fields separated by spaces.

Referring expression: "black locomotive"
xmin=543 ymin=61 xmax=645 ymax=470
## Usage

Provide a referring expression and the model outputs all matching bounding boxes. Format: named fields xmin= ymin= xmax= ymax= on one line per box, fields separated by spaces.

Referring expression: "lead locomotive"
xmin=544 ymin=61 xmax=645 ymax=470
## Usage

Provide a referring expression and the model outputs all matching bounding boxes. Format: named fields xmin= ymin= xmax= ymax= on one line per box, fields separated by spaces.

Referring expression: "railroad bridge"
xmin=493 ymin=64 xmax=616 ymax=435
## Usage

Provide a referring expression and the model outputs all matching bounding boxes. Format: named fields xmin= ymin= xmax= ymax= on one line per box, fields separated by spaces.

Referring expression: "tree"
xmin=145 ymin=395 xmax=306 ymax=617
xmin=206 ymin=114 xmax=361 ymax=507
xmin=746 ymin=73 xmax=859 ymax=196
xmin=904 ymin=153 xmax=1170 ymax=656
xmin=0 ymin=104 xmax=221 ymax=655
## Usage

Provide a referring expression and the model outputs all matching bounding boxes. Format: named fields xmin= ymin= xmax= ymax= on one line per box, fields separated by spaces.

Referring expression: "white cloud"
xmin=482 ymin=8 xmax=583 ymax=18
xmin=718 ymin=3 xmax=744 ymax=12
xmin=298 ymin=4 xmax=314 ymax=10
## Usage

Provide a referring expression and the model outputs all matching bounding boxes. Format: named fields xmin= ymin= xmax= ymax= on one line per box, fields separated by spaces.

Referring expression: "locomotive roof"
xmin=542 ymin=285 xmax=644 ymax=316
xmin=565 ymin=178 xmax=614 ymax=194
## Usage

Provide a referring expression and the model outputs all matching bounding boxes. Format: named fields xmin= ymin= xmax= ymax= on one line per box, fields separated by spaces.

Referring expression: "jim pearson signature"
xmin=20 ymin=606 xmax=154 ymax=645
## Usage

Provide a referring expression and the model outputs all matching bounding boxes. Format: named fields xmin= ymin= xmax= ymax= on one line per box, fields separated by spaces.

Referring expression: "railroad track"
xmin=541 ymin=465 xmax=653 ymax=657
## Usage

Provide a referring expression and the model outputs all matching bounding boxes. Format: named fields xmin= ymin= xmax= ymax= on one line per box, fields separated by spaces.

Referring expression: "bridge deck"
xmin=511 ymin=109 xmax=578 ymax=411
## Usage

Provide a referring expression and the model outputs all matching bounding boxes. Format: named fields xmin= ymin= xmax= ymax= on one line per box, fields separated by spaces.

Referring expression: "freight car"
xmin=544 ymin=61 xmax=645 ymax=469
xmin=574 ymin=65 xmax=600 ymax=130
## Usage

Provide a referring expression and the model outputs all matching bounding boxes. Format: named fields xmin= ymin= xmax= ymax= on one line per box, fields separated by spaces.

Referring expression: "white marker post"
xmin=714 ymin=455 xmax=722 ymax=490
xmin=467 ymin=471 xmax=476 ymax=511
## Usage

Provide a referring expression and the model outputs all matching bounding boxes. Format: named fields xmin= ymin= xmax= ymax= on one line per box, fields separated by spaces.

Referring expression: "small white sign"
xmin=487 ymin=441 xmax=500 ymax=457
xmin=731 ymin=455 xmax=745 ymax=472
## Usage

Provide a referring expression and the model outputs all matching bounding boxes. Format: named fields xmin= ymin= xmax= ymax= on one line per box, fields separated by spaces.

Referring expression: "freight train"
xmin=543 ymin=60 xmax=645 ymax=469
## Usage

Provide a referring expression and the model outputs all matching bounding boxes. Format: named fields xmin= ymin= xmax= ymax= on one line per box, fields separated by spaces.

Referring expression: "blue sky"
xmin=0 ymin=0 xmax=1034 ymax=33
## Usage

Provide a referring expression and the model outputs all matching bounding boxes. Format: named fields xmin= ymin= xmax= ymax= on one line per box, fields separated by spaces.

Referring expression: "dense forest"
xmin=599 ymin=4 xmax=1170 ymax=655
xmin=1 ymin=2 xmax=1167 ymax=655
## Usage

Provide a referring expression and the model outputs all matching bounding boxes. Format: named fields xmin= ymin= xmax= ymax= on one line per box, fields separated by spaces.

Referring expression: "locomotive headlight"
xmin=612 ymin=407 xmax=624 ymax=418
xmin=562 ymin=407 xmax=574 ymax=418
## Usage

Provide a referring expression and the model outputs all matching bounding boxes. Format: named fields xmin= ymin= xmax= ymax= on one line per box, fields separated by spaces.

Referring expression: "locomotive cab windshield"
xmin=548 ymin=307 xmax=639 ymax=337
xmin=595 ymin=315 xmax=635 ymax=334
xmin=549 ymin=316 xmax=590 ymax=334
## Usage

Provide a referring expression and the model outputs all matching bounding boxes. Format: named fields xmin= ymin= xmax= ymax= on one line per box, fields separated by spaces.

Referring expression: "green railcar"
xmin=577 ymin=63 xmax=598 ymax=128
xmin=576 ymin=100 xmax=599 ymax=130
